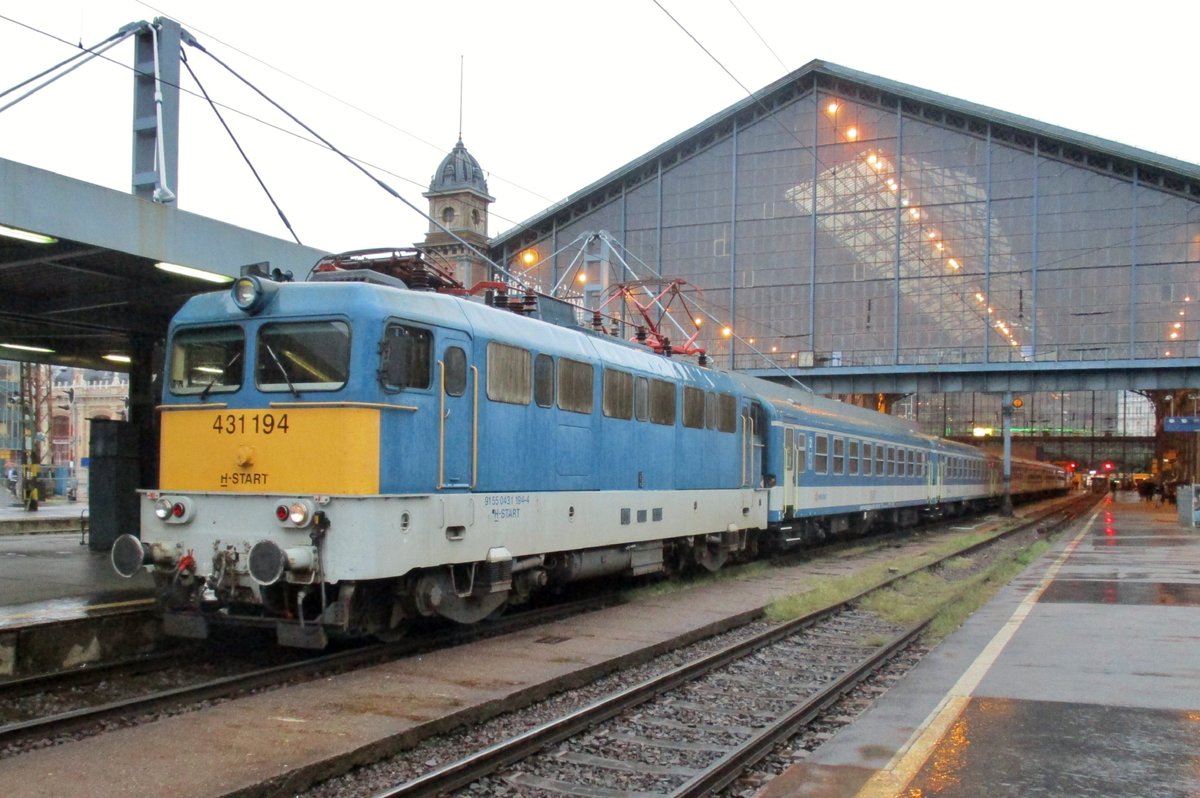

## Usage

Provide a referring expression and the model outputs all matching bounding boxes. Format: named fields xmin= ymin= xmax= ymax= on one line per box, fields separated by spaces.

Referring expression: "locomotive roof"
xmin=171 ymin=280 xmax=987 ymax=456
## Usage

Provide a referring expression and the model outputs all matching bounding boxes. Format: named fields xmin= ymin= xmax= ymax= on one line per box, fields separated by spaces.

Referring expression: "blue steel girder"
xmin=750 ymin=359 xmax=1200 ymax=395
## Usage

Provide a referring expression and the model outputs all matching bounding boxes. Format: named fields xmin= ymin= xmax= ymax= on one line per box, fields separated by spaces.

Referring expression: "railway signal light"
xmin=1103 ymin=461 xmax=1115 ymax=472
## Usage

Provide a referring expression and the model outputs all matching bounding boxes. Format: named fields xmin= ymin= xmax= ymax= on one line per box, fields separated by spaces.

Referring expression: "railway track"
xmin=350 ymin=494 xmax=1095 ymax=797
xmin=0 ymin=593 xmax=621 ymax=754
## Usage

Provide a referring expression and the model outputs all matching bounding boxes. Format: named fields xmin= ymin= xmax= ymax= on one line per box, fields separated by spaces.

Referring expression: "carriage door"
xmin=438 ymin=334 xmax=475 ymax=488
xmin=742 ymin=400 xmax=767 ymax=488
xmin=783 ymin=427 xmax=796 ymax=511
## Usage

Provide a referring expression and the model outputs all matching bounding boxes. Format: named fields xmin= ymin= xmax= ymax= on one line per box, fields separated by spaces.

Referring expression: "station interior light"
xmin=1 ymin=342 xmax=54 ymax=353
xmin=155 ymin=261 xmax=234 ymax=283
xmin=0 ymin=224 xmax=57 ymax=244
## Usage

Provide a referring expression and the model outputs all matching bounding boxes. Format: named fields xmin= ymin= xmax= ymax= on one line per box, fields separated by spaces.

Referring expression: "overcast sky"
xmin=2 ymin=1 xmax=1196 ymax=256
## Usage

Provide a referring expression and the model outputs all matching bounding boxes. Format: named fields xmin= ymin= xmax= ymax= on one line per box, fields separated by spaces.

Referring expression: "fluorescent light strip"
xmin=1 ymin=343 xmax=54 ymax=353
xmin=155 ymin=261 xmax=233 ymax=283
xmin=0 ymin=224 xmax=57 ymax=244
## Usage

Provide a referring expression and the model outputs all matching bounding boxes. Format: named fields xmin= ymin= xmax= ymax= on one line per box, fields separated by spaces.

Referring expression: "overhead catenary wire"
xmin=179 ymin=47 xmax=301 ymax=245
xmin=179 ymin=29 xmax=531 ymax=291
xmin=0 ymin=17 xmax=143 ymax=114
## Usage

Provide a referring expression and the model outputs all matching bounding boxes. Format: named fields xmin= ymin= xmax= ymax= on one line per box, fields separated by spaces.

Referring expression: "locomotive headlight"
xmin=230 ymin=275 xmax=278 ymax=315
xmin=275 ymin=499 xmax=315 ymax=527
xmin=288 ymin=502 xmax=310 ymax=525
xmin=153 ymin=496 xmax=193 ymax=524
xmin=154 ymin=497 xmax=174 ymax=519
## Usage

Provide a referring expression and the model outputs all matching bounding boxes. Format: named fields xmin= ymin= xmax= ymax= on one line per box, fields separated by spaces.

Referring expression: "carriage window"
xmin=444 ymin=346 xmax=467 ymax=397
xmin=380 ymin=323 xmax=431 ymax=391
xmin=683 ymin=386 xmax=705 ymax=429
xmin=848 ymin=440 xmax=859 ymax=475
xmin=906 ymin=449 xmax=914 ymax=477
xmin=486 ymin=341 xmax=531 ymax=405
xmin=259 ymin=320 xmax=350 ymax=393
xmin=649 ymin=379 xmax=676 ymax=425
xmin=717 ymin=393 xmax=737 ymax=432
xmin=863 ymin=443 xmax=873 ymax=476
xmin=886 ymin=446 xmax=896 ymax=476
xmin=171 ymin=326 xmax=244 ymax=395
xmin=876 ymin=444 xmax=885 ymax=476
xmin=602 ymin=368 xmax=633 ymax=420
xmin=534 ymin=354 xmax=554 ymax=407
xmin=558 ymin=357 xmax=593 ymax=414
xmin=634 ymin=377 xmax=649 ymax=421
xmin=785 ymin=428 xmax=794 ymax=470
xmin=832 ymin=437 xmax=845 ymax=475
xmin=796 ymin=434 xmax=807 ymax=474
xmin=814 ymin=434 xmax=829 ymax=474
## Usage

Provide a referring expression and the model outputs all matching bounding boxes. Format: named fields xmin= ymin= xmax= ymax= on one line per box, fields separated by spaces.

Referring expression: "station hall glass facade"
xmin=490 ymin=63 xmax=1198 ymax=475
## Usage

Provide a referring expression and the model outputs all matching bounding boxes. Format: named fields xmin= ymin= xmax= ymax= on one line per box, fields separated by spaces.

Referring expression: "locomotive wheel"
xmin=414 ymin=570 xmax=508 ymax=624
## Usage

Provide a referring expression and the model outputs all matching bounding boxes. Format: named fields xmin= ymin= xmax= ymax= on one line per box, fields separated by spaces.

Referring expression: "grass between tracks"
xmin=765 ymin=533 xmax=1052 ymax=645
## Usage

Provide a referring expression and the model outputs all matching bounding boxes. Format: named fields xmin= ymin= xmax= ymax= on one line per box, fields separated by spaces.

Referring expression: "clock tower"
xmin=422 ymin=139 xmax=494 ymax=289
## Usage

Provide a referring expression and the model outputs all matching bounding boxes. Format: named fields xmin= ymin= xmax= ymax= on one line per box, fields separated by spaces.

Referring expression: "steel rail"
xmin=0 ymin=593 xmax=619 ymax=748
xmin=374 ymin=493 xmax=1095 ymax=797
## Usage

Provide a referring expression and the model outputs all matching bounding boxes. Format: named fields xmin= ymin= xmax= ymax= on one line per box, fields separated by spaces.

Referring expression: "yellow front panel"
xmin=160 ymin=407 xmax=380 ymax=494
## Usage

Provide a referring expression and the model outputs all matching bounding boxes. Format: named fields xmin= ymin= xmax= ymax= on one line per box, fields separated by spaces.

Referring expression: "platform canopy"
xmin=0 ymin=157 xmax=329 ymax=369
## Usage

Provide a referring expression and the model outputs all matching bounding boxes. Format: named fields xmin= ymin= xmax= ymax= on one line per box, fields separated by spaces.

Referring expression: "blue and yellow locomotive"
xmin=113 ymin=252 xmax=1066 ymax=647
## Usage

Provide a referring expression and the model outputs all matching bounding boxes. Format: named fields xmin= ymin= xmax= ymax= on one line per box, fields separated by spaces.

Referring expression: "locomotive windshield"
xmin=170 ymin=326 xmax=244 ymax=396
xmin=255 ymin=321 xmax=350 ymax=393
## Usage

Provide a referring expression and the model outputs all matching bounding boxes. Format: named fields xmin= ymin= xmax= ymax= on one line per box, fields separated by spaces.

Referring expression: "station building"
xmin=453 ymin=60 xmax=1198 ymax=482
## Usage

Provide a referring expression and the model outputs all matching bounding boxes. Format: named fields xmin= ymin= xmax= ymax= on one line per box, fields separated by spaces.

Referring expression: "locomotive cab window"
xmin=170 ymin=326 xmax=244 ymax=395
xmin=380 ymin=323 xmax=432 ymax=391
xmin=257 ymin=321 xmax=349 ymax=393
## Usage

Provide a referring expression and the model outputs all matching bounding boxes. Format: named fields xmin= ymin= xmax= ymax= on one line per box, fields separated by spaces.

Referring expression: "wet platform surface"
xmin=758 ymin=491 xmax=1200 ymax=798
xmin=0 ymin=502 xmax=154 ymax=627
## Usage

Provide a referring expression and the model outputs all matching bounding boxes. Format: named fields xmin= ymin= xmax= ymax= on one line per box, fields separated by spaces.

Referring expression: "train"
xmin=112 ymin=250 xmax=1068 ymax=648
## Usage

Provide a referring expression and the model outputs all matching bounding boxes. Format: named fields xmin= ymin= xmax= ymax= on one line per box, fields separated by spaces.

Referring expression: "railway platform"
xmin=0 ymin=499 xmax=153 ymax=628
xmin=756 ymin=490 xmax=1200 ymax=798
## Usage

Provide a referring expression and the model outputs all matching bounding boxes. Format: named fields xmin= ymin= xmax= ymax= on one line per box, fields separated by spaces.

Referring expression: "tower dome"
xmin=427 ymin=138 xmax=494 ymax=200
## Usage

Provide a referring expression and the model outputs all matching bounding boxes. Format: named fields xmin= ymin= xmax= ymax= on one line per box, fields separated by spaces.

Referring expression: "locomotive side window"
xmin=534 ymin=354 xmax=554 ymax=407
xmin=705 ymin=392 xmax=718 ymax=429
xmin=171 ymin=326 xmax=244 ymax=395
xmin=444 ymin=346 xmax=467 ymax=397
xmin=682 ymin=386 xmax=705 ymax=429
xmin=717 ymin=393 xmax=737 ymax=432
xmin=380 ymin=323 xmax=431 ymax=390
xmin=602 ymin=368 xmax=633 ymax=420
xmin=633 ymin=377 xmax=649 ymax=421
xmin=558 ymin=357 xmax=594 ymax=414
xmin=649 ymin=379 xmax=676 ymax=425
xmin=258 ymin=321 xmax=349 ymax=393
xmin=486 ymin=342 xmax=531 ymax=405
xmin=813 ymin=434 xmax=828 ymax=474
